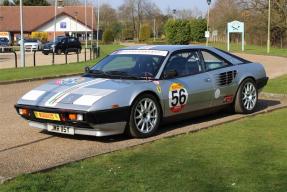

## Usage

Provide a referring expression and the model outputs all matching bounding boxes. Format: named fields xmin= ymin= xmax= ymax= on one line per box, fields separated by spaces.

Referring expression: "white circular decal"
xmin=215 ymin=88 xmax=221 ymax=99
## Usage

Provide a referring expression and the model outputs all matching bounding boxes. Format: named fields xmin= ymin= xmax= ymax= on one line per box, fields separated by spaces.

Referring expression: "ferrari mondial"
xmin=15 ymin=45 xmax=268 ymax=138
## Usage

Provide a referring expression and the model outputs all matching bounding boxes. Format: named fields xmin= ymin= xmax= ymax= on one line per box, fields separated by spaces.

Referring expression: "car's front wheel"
xmin=234 ymin=78 xmax=258 ymax=114
xmin=128 ymin=94 xmax=161 ymax=138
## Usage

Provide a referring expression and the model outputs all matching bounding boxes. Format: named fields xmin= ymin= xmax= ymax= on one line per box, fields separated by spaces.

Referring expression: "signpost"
xmin=227 ymin=20 xmax=245 ymax=51
xmin=206 ymin=0 xmax=211 ymax=46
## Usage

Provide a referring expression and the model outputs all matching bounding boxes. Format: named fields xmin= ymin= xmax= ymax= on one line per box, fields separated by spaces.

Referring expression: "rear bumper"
xmin=15 ymin=104 xmax=130 ymax=137
xmin=257 ymin=77 xmax=269 ymax=90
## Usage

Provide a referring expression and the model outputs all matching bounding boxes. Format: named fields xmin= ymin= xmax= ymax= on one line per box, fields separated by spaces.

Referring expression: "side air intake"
xmin=217 ymin=70 xmax=237 ymax=86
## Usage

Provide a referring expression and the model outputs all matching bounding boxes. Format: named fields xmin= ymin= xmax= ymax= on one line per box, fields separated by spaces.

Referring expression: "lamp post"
xmin=206 ymin=0 xmax=211 ymax=46
xmin=19 ymin=0 xmax=25 ymax=67
xmin=53 ymin=0 xmax=57 ymax=53
xmin=91 ymin=1 xmax=94 ymax=50
xmin=267 ymin=0 xmax=271 ymax=53
xmin=172 ymin=9 xmax=176 ymax=20
xmin=96 ymin=0 xmax=100 ymax=50
xmin=85 ymin=0 xmax=88 ymax=49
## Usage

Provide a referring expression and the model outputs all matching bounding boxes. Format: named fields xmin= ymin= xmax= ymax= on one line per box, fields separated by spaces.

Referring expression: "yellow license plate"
xmin=34 ymin=111 xmax=61 ymax=121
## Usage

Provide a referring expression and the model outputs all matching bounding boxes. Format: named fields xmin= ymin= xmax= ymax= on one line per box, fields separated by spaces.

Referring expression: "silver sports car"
xmin=15 ymin=45 xmax=268 ymax=138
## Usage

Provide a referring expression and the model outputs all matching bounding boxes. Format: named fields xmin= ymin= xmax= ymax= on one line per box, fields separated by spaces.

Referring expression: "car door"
xmin=160 ymin=49 xmax=214 ymax=117
xmin=199 ymin=49 xmax=239 ymax=107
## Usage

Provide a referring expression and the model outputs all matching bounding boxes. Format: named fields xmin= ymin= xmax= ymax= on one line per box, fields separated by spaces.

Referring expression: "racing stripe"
xmin=45 ymin=79 xmax=107 ymax=107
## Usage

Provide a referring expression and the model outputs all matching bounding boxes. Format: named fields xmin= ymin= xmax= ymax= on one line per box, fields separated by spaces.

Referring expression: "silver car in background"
xmin=24 ymin=39 xmax=43 ymax=51
xmin=15 ymin=45 xmax=268 ymax=138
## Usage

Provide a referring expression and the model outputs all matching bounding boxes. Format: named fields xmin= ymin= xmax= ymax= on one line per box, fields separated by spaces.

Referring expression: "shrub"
xmin=103 ymin=29 xmax=114 ymax=44
xmin=164 ymin=19 xmax=191 ymax=45
xmin=190 ymin=18 xmax=207 ymax=42
xmin=139 ymin=24 xmax=151 ymax=42
xmin=30 ymin=32 xmax=48 ymax=42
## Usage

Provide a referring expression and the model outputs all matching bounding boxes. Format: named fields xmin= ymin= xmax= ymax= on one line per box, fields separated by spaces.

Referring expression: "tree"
xmin=190 ymin=18 xmax=207 ymax=42
xmin=3 ymin=0 xmax=50 ymax=5
xmin=165 ymin=19 xmax=191 ymax=44
xmin=139 ymin=24 xmax=151 ymax=41
xmin=103 ymin=29 xmax=114 ymax=44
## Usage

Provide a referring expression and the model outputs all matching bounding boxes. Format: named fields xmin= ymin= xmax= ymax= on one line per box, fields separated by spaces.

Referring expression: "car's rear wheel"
xmin=234 ymin=78 xmax=258 ymax=114
xmin=127 ymin=94 xmax=161 ymax=138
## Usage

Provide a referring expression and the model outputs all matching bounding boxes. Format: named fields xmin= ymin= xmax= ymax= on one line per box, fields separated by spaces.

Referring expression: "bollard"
xmin=90 ymin=48 xmax=92 ymax=60
xmin=77 ymin=51 xmax=79 ymax=63
xmin=13 ymin=51 xmax=17 ymax=68
xmin=65 ymin=51 xmax=68 ymax=64
xmin=52 ymin=51 xmax=55 ymax=65
xmin=33 ymin=51 xmax=36 ymax=67
xmin=84 ymin=48 xmax=87 ymax=62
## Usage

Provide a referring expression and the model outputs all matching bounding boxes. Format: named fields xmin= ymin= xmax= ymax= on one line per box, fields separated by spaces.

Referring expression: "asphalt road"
xmin=0 ymin=78 xmax=286 ymax=182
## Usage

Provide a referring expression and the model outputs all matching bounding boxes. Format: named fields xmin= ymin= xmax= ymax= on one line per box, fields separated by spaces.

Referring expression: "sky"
xmin=100 ymin=0 xmax=214 ymax=14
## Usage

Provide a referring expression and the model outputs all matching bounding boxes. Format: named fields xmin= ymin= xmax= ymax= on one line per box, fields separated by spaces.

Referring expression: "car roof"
xmin=120 ymin=45 xmax=250 ymax=65
xmin=121 ymin=45 xmax=212 ymax=52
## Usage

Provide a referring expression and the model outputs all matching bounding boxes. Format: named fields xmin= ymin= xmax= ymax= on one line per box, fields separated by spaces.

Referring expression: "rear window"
xmin=216 ymin=48 xmax=250 ymax=64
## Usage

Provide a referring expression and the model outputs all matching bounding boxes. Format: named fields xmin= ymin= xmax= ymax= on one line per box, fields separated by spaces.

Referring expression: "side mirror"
xmin=164 ymin=70 xmax=178 ymax=79
xmin=84 ymin=66 xmax=90 ymax=73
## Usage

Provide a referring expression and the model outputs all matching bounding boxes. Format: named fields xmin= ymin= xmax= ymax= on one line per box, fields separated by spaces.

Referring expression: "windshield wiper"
xmin=105 ymin=71 xmax=143 ymax=80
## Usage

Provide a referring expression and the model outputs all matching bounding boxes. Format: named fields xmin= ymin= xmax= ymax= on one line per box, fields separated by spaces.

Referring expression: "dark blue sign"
xmin=60 ymin=22 xmax=67 ymax=29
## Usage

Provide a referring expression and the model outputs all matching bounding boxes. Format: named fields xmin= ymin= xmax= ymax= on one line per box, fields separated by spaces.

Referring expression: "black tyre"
xmin=234 ymin=78 xmax=258 ymax=114
xmin=127 ymin=94 xmax=162 ymax=138
xmin=43 ymin=52 xmax=49 ymax=55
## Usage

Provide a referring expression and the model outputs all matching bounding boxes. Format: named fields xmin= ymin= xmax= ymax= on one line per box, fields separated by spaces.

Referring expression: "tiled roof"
xmin=0 ymin=6 xmax=95 ymax=32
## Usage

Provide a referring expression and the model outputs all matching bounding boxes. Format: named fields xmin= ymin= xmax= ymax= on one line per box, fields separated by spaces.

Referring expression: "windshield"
xmin=53 ymin=37 xmax=65 ymax=43
xmin=87 ymin=51 xmax=167 ymax=79
xmin=0 ymin=38 xmax=8 ymax=42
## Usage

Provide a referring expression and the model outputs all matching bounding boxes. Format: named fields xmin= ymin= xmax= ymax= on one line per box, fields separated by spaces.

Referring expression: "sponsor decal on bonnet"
xmin=73 ymin=95 xmax=103 ymax=106
xmin=22 ymin=90 xmax=46 ymax=101
xmin=45 ymin=79 xmax=107 ymax=107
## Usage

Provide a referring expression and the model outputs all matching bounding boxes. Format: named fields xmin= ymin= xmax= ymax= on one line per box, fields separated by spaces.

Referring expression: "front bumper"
xmin=15 ymin=104 xmax=130 ymax=137
xmin=28 ymin=121 xmax=127 ymax=137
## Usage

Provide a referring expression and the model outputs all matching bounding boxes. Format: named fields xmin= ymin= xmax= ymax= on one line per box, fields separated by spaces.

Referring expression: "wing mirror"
xmin=164 ymin=70 xmax=178 ymax=79
xmin=84 ymin=66 xmax=90 ymax=73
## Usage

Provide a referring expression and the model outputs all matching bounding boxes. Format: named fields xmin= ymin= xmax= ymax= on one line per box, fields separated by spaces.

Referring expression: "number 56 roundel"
xmin=169 ymin=83 xmax=188 ymax=113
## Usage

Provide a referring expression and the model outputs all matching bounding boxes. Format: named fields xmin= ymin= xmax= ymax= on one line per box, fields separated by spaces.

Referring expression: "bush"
xmin=164 ymin=19 xmax=191 ymax=45
xmin=190 ymin=18 xmax=207 ymax=42
xmin=139 ymin=24 xmax=151 ymax=42
xmin=30 ymin=32 xmax=48 ymax=42
xmin=103 ymin=29 xmax=114 ymax=44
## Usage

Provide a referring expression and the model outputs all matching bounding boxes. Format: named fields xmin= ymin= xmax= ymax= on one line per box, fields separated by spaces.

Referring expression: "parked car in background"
xmin=0 ymin=37 xmax=10 ymax=47
xmin=24 ymin=39 xmax=43 ymax=51
xmin=15 ymin=45 xmax=268 ymax=138
xmin=42 ymin=36 xmax=81 ymax=55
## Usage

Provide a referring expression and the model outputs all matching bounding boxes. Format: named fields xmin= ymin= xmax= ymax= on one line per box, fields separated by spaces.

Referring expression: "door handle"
xmin=204 ymin=78 xmax=211 ymax=82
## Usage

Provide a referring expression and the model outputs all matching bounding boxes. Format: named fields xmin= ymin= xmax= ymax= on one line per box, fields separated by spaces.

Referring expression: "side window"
xmin=201 ymin=50 xmax=229 ymax=70
xmin=164 ymin=50 xmax=203 ymax=78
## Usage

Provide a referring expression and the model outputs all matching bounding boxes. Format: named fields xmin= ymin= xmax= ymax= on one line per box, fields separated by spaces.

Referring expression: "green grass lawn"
xmin=199 ymin=42 xmax=287 ymax=58
xmin=1 ymin=108 xmax=287 ymax=192
xmin=0 ymin=44 xmax=123 ymax=82
xmin=264 ymin=75 xmax=287 ymax=94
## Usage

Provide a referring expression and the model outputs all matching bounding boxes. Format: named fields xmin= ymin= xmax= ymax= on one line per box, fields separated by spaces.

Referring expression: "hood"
xmin=24 ymin=42 xmax=38 ymax=46
xmin=18 ymin=76 xmax=147 ymax=111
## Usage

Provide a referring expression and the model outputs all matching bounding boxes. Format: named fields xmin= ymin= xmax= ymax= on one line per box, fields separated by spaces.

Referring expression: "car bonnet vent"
xmin=217 ymin=70 xmax=237 ymax=86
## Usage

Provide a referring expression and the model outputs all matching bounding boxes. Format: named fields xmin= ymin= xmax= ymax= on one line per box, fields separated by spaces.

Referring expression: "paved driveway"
xmin=0 ymin=78 xmax=286 ymax=182
xmin=236 ymin=53 xmax=287 ymax=79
